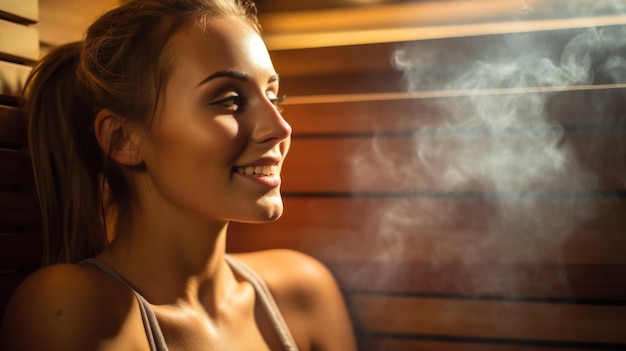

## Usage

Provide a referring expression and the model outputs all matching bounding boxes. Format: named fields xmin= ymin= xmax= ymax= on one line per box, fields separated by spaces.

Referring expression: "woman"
xmin=0 ymin=0 xmax=357 ymax=350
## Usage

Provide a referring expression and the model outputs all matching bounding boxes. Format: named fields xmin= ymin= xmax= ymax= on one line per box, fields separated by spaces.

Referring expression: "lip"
xmin=233 ymin=156 xmax=282 ymax=188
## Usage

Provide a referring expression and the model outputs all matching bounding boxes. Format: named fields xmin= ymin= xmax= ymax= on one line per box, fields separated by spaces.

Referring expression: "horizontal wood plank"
xmin=280 ymin=70 xmax=406 ymax=97
xmin=0 ymin=105 xmax=26 ymax=148
xmin=0 ymin=60 xmax=31 ymax=98
xmin=0 ymin=19 xmax=39 ymax=62
xmin=282 ymin=130 xmax=626 ymax=193
xmin=0 ymin=0 xmax=38 ymax=23
xmin=327 ymin=262 xmax=626 ymax=300
xmin=0 ymin=209 xmax=41 ymax=230
xmin=0 ymin=191 xmax=40 ymax=229
xmin=0 ymin=192 xmax=38 ymax=212
xmin=0 ymin=232 xmax=41 ymax=269
xmin=282 ymin=88 xmax=626 ymax=134
xmin=349 ymin=294 xmax=626 ymax=344
xmin=357 ymin=336 xmax=604 ymax=351
xmin=0 ymin=149 xmax=33 ymax=189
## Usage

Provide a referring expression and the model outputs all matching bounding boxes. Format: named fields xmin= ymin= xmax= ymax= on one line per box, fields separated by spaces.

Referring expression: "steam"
xmin=356 ymin=2 xmax=626 ymax=294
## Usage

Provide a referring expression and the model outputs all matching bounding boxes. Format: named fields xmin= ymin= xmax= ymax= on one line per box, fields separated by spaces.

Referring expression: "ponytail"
xmin=24 ymin=42 xmax=106 ymax=264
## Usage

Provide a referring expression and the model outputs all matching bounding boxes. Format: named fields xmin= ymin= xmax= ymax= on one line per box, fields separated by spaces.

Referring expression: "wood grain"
xmin=349 ymin=294 xmax=626 ymax=344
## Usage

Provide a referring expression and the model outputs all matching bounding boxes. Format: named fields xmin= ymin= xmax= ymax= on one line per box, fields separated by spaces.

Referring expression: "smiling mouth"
xmin=234 ymin=165 xmax=278 ymax=176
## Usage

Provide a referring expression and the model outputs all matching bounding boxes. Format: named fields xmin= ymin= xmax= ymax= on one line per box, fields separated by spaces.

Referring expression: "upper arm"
xmin=290 ymin=252 xmax=357 ymax=351
xmin=0 ymin=264 xmax=140 ymax=351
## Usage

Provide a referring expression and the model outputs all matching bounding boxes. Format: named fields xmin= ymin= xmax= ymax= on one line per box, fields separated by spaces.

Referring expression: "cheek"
xmin=213 ymin=115 xmax=242 ymax=144
xmin=206 ymin=116 xmax=248 ymax=162
xmin=149 ymin=115 xmax=244 ymax=172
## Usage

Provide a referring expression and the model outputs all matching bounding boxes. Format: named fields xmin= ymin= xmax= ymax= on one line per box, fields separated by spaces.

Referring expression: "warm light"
xmin=280 ymin=84 xmax=626 ymax=105
xmin=263 ymin=15 xmax=626 ymax=50
xmin=259 ymin=0 xmax=541 ymax=34
xmin=259 ymin=0 xmax=626 ymax=50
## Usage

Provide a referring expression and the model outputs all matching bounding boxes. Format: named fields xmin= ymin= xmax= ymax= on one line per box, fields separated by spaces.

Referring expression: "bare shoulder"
xmin=0 ymin=263 xmax=145 ymax=351
xmin=231 ymin=249 xmax=344 ymax=314
xmin=232 ymin=249 xmax=357 ymax=351
xmin=232 ymin=249 xmax=333 ymax=295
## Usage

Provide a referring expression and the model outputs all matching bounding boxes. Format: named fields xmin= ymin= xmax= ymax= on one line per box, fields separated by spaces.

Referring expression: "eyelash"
xmin=270 ymin=94 xmax=286 ymax=111
xmin=210 ymin=94 xmax=286 ymax=112
xmin=211 ymin=96 xmax=244 ymax=110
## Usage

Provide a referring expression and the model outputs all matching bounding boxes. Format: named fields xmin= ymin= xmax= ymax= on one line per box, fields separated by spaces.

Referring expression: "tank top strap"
xmin=82 ymin=256 xmax=299 ymax=351
xmin=225 ymin=254 xmax=300 ymax=351
xmin=80 ymin=258 xmax=168 ymax=351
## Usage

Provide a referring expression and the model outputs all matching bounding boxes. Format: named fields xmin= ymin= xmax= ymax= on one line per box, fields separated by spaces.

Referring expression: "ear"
xmin=94 ymin=109 xmax=144 ymax=166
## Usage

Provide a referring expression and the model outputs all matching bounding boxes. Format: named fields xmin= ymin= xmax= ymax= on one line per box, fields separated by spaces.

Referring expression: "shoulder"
xmin=0 ymin=263 xmax=144 ymax=351
xmin=232 ymin=249 xmax=334 ymax=300
xmin=231 ymin=249 xmax=357 ymax=351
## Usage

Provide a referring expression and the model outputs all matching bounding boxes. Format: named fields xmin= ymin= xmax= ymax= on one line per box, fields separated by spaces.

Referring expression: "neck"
xmin=99 ymin=203 xmax=234 ymax=307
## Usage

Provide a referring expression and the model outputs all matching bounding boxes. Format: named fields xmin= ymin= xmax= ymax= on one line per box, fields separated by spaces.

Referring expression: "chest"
xmin=152 ymin=303 xmax=289 ymax=351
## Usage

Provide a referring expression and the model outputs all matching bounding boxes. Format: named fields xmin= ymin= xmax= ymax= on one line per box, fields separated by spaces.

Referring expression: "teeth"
xmin=237 ymin=165 xmax=277 ymax=176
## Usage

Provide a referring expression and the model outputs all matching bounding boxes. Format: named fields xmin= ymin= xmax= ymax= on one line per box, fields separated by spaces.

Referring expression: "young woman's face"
xmin=139 ymin=16 xmax=291 ymax=225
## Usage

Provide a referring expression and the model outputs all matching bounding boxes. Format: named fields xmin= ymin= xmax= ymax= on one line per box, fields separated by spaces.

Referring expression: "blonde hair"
xmin=24 ymin=0 xmax=259 ymax=264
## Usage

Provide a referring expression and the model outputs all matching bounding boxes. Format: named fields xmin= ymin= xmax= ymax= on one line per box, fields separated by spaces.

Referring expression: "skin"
xmin=0 ymin=15 xmax=357 ymax=351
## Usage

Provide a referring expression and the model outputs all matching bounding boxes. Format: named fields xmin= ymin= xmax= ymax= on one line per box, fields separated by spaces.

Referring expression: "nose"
xmin=252 ymin=97 xmax=292 ymax=144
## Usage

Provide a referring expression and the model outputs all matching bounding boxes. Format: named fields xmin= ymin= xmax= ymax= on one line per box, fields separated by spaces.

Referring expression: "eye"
xmin=268 ymin=93 xmax=286 ymax=111
xmin=210 ymin=94 xmax=245 ymax=112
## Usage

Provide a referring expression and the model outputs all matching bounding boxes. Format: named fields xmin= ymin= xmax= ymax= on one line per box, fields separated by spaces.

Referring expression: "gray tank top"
xmin=82 ymin=255 xmax=299 ymax=351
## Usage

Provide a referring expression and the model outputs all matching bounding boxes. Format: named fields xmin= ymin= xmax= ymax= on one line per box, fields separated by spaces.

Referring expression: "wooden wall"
xmin=226 ymin=26 xmax=626 ymax=350
xmin=0 ymin=2 xmax=625 ymax=349
xmin=0 ymin=0 xmax=40 ymax=321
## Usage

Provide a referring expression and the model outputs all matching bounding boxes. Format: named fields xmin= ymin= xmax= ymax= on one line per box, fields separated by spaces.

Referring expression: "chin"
xmin=257 ymin=202 xmax=284 ymax=222
xmin=234 ymin=196 xmax=284 ymax=223
xmin=236 ymin=211 xmax=283 ymax=224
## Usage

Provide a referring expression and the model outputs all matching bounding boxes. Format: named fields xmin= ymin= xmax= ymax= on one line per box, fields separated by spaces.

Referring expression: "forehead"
xmin=167 ymin=16 xmax=275 ymax=82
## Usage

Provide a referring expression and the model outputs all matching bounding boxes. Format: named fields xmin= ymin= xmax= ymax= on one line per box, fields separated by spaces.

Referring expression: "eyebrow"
xmin=196 ymin=70 xmax=279 ymax=87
